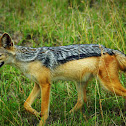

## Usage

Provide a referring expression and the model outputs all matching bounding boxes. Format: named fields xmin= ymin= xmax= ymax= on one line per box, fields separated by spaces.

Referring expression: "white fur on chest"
xmin=14 ymin=62 xmax=37 ymax=82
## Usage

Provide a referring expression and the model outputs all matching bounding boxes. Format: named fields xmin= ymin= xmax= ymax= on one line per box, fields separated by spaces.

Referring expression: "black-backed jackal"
xmin=0 ymin=33 xmax=126 ymax=125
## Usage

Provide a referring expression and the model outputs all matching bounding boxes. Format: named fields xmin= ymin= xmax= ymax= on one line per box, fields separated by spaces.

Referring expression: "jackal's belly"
xmin=52 ymin=72 xmax=92 ymax=82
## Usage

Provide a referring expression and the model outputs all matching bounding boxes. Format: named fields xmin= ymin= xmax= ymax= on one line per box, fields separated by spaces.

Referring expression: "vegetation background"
xmin=0 ymin=0 xmax=126 ymax=125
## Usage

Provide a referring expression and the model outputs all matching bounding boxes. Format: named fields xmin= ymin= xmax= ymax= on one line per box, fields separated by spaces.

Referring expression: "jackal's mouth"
xmin=0 ymin=62 xmax=4 ymax=68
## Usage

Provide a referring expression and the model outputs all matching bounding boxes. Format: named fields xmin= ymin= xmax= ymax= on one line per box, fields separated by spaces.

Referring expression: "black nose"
xmin=0 ymin=61 xmax=4 ymax=68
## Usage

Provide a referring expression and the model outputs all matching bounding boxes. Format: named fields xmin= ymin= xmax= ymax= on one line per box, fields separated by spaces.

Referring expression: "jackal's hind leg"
xmin=24 ymin=83 xmax=40 ymax=117
xmin=98 ymin=64 xmax=126 ymax=97
xmin=69 ymin=82 xmax=88 ymax=113
xmin=99 ymin=77 xmax=126 ymax=98
xmin=98 ymin=54 xmax=126 ymax=98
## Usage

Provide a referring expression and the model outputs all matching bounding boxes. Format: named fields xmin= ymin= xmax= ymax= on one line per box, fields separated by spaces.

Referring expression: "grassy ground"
xmin=0 ymin=0 xmax=126 ymax=125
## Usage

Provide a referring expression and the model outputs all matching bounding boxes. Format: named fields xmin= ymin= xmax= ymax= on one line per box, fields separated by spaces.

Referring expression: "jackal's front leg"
xmin=39 ymin=83 xmax=51 ymax=126
xmin=24 ymin=83 xmax=40 ymax=117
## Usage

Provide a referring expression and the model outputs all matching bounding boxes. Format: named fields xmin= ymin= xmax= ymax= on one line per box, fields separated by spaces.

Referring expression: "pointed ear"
xmin=0 ymin=33 xmax=14 ymax=49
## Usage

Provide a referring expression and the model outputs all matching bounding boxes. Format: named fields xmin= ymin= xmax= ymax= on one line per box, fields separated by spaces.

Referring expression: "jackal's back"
xmin=15 ymin=44 xmax=115 ymax=69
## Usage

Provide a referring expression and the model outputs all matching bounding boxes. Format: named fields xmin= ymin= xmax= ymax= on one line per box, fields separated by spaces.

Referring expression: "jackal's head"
xmin=0 ymin=33 xmax=15 ymax=67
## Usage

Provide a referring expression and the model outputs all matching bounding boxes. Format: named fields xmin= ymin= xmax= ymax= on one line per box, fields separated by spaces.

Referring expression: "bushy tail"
xmin=113 ymin=50 xmax=126 ymax=71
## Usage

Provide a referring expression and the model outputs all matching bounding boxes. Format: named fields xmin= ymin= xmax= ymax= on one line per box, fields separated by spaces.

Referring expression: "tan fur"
xmin=52 ymin=57 xmax=98 ymax=81
xmin=0 ymin=33 xmax=126 ymax=126
xmin=24 ymin=54 xmax=126 ymax=126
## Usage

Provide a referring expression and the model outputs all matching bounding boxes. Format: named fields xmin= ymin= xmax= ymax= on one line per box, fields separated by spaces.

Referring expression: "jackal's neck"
xmin=14 ymin=45 xmax=42 ymax=62
xmin=4 ymin=45 xmax=40 ymax=69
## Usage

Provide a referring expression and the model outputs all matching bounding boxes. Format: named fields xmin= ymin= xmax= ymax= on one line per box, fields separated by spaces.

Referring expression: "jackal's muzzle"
xmin=0 ymin=61 xmax=4 ymax=68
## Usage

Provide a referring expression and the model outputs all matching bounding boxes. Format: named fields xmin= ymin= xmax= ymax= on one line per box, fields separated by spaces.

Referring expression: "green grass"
xmin=0 ymin=0 xmax=126 ymax=125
